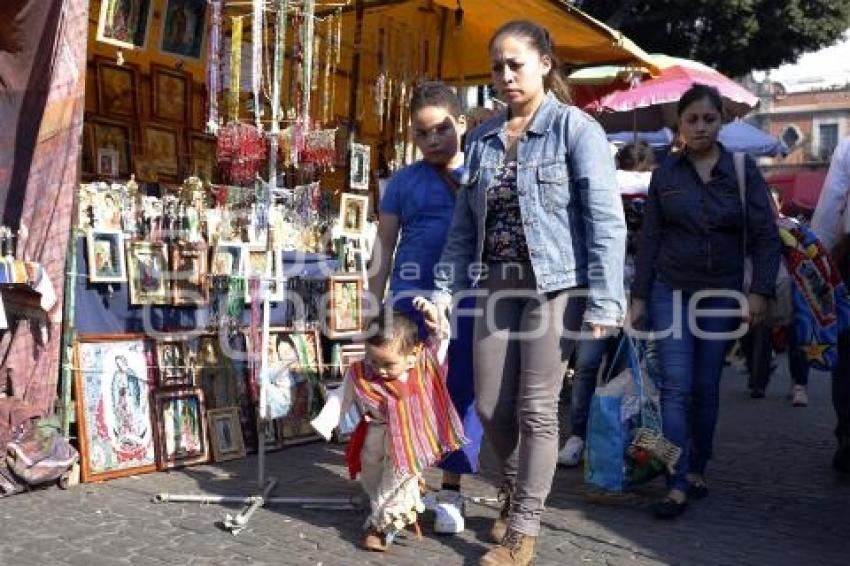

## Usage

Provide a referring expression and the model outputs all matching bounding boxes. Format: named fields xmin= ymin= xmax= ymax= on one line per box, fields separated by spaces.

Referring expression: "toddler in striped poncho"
xmin=313 ymin=297 xmax=466 ymax=551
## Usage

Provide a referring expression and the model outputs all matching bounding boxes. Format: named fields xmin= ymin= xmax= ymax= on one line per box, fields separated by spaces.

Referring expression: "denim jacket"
xmin=631 ymin=147 xmax=781 ymax=299
xmin=433 ymin=93 xmax=628 ymax=326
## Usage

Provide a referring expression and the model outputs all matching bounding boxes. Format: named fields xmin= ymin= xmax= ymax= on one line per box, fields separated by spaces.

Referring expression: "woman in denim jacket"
xmin=433 ymin=20 xmax=627 ymax=566
xmin=631 ymin=84 xmax=781 ymax=519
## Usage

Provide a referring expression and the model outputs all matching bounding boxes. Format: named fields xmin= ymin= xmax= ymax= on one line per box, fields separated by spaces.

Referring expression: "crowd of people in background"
xmin=317 ymin=17 xmax=850 ymax=566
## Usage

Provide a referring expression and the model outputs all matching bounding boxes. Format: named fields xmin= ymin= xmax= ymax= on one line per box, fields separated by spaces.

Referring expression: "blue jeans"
xmin=649 ymin=280 xmax=741 ymax=492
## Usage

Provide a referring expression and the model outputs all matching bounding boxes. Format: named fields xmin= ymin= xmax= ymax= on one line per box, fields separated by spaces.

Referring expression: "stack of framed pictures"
xmin=74 ymin=332 xmax=253 ymax=479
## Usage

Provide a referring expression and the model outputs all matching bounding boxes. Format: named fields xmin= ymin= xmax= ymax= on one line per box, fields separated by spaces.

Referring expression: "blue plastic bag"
xmin=585 ymin=336 xmax=664 ymax=492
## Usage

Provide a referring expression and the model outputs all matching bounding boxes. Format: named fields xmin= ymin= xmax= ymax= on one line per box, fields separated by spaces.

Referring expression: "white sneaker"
xmin=433 ymin=490 xmax=465 ymax=534
xmin=557 ymin=435 xmax=585 ymax=467
xmin=792 ymin=385 xmax=809 ymax=407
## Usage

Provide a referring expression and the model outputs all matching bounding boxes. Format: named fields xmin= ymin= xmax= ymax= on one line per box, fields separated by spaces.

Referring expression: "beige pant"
xmin=359 ymin=421 xmax=423 ymax=532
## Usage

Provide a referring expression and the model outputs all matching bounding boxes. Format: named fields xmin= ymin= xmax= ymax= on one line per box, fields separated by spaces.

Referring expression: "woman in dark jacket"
xmin=631 ymin=84 xmax=781 ymax=518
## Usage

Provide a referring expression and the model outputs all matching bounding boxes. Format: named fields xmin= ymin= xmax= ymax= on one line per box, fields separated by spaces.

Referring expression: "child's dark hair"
xmin=616 ymin=142 xmax=656 ymax=172
xmin=410 ymin=81 xmax=462 ymax=118
xmin=677 ymin=83 xmax=723 ymax=117
xmin=489 ymin=20 xmax=572 ymax=104
xmin=365 ymin=309 xmax=420 ymax=354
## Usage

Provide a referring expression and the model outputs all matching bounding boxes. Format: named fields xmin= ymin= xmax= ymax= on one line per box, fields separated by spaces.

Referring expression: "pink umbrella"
xmin=585 ymin=65 xmax=760 ymax=132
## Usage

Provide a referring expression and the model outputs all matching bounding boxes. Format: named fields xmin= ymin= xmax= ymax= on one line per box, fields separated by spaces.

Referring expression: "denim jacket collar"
xmin=479 ymin=92 xmax=559 ymax=140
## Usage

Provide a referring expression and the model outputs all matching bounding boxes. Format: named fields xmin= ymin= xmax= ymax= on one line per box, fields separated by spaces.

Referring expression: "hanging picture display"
xmin=338 ymin=193 xmax=369 ymax=238
xmin=74 ymin=336 xmax=157 ymax=483
xmin=349 ymin=143 xmax=371 ymax=190
xmin=160 ymin=0 xmax=208 ymax=59
xmin=127 ymin=241 xmax=169 ymax=305
xmin=86 ymin=229 xmax=127 ymax=284
xmin=96 ymin=0 xmax=153 ymax=51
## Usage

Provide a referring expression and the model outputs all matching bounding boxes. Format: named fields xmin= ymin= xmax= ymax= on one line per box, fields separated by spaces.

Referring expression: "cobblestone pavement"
xmin=1 ymin=361 xmax=849 ymax=565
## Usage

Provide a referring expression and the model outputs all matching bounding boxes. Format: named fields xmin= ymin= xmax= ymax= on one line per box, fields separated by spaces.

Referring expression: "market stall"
xmin=44 ymin=0 xmax=659 ymax=484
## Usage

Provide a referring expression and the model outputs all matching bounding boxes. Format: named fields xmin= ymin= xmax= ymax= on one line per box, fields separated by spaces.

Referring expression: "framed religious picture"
xmin=92 ymin=118 xmax=134 ymax=177
xmin=194 ymin=333 xmax=240 ymax=411
xmin=349 ymin=143 xmax=371 ymax=190
xmin=206 ymin=407 xmax=246 ymax=462
xmin=126 ymin=241 xmax=169 ymax=305
xmin=97 ymin=148 xmax=120 ymax=177
xmin=92 ymin=188 xmax=124 ymax=231
xmin=210 ymin=241 xmax=244 ymax=276
xmin=258 ymin=328 xmax=323 ymax=443
xmin=151 ymin=64 xmax=191 ymax=124
xmin=338 ymin=193 xmax=369 ymax=238
xmin=160 ymin=0 xmax=207 ymax=60
xmin=189 ymin=133 xmax=217 ymax=183
xmin=74 ymin=335 xmax=157 ymax=483
xmin=326 ymin=274 xmax=363 ymax=338
xmin=142 ymin=123 xmax=180 ymax=179
xmin=170 ymin=242 xmax=208 ymax=306
xmin=154 ymin=387 xmax=209 ymax=469
xmin=96 ymin=0 xmax=153 ymax=50
xmin=96 ymin=59 xmax=140 ymax=118
xmin=243 ymin=246 xmax=283 ymax=304
xmin=155 ymin=338 xmax=191 ymax=387
xmin=86 ymin=229 xmax=126 ymax=283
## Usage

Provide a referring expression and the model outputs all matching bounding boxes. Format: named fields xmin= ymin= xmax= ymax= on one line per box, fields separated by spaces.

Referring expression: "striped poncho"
xmin=347 ymin=343 xmax=466 ymax=477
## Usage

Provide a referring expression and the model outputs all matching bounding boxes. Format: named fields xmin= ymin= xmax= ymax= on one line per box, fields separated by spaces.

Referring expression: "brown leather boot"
xmin=479 ymin=529 xmax=537 ymax=566
xmin=489 ymin=484 xmax=512 ymax=543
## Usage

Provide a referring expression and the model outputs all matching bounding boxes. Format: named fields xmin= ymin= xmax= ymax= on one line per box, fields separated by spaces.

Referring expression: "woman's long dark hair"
xmin=489 ymin=20 xmax=572 ymax=104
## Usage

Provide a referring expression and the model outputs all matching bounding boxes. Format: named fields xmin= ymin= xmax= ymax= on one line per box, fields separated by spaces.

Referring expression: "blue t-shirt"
xmin=380 ymin=161 xmax=462 ymax=293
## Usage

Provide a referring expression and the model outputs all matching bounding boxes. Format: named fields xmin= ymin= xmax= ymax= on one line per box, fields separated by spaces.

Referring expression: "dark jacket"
xmin=632 ymin=146 xmax=780 ymax=298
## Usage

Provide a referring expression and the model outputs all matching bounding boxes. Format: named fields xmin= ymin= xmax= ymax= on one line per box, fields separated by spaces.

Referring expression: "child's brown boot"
xmin=362 ymin=527 xmax=387 ymax=552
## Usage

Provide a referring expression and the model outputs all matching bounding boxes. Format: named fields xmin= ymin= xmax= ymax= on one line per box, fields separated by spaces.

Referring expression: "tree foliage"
xmin=573 ymin=0 xmax=850 ymax=77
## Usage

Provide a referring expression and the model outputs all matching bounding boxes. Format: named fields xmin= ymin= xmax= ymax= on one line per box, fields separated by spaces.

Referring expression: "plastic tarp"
xmin=333 ymin=0 xmax=659 ymax=84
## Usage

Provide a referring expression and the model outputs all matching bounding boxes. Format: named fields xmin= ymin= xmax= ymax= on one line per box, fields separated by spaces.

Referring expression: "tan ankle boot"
xmin=489 ymin=485 xmax=512 ymax=543
xmin=479 ymin=529 xmax=537 ymax=566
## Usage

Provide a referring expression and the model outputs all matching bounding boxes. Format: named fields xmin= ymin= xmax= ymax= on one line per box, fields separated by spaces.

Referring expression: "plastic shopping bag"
xmin=585 ymin=336 xmax=676 ymax=492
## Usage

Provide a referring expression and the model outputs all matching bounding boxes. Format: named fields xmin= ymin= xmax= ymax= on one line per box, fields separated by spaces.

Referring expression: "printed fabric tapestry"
xmin=0 ymin=0 xmax=88 ymax=414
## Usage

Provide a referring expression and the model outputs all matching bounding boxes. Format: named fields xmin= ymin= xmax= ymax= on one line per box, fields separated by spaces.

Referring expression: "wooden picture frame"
xmin=96 ymin=0 xmax=153 ymax=50
xmin=160 ymin=0 xmax=207 ymax=60
xmin=96 ymin=59 xmax=140 ymax=118
xmin=127 ymin=241 xmax=169 ymax=305
xmin=91 ymin=118 xmax=134 ymax=177
xmin=349 ymin=143 xmax=371 ymax=190
xmin=74 ymin=335 xmax=157 ymax=483
xmin=243 ymin=246 xmax=284 ymax=303
xmin=156 ymin=337 xmax=191 ymax=387
xmin=210 ymin=241 xmax=244 ymax=276
xmin=189 ymin=133 xmax=217 ymax=183
xmin=151 ymin=64 xmax=191 ymax=124
xmin=206 ymin=407 xmax=246 ymax=462
xmin=97 ymin=148 xmax=120 ymax=177
xmin=86 ymin=229 xmax=127 ymax=283
xmin=338 ymin=193 xmax=369 ymax=238
xmin=194 ymin=333 xmax=240 ymax=411
xmin=154 ymin=387 xmax=209 ymax=469
xmin=326 ymin=275 xmax=364 ymax=338
xmin=141 ymin=123 xmax=181 ymax=179
xmin=170 ymin=242 xmax=209 ymax=306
